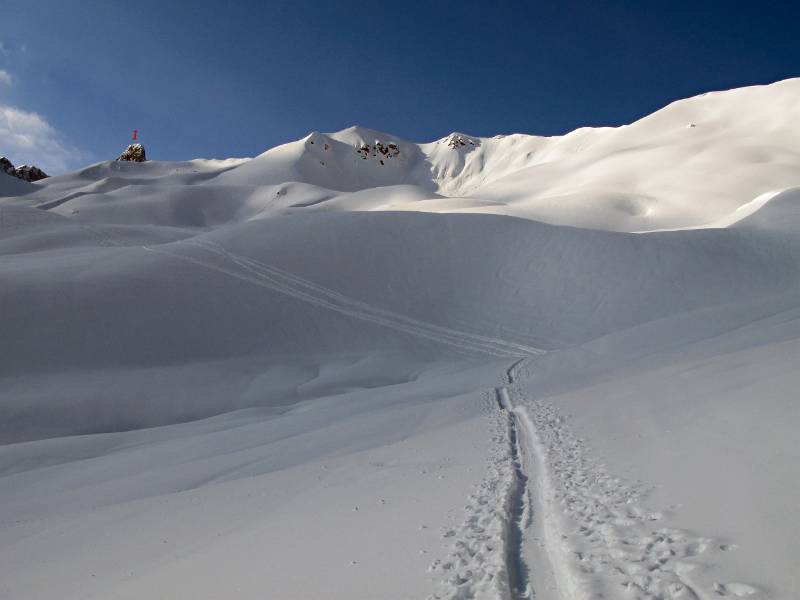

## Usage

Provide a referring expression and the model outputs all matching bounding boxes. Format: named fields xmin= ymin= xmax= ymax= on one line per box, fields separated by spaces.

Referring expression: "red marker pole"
xmin=132 ymin=129 xmax=138 ymax=141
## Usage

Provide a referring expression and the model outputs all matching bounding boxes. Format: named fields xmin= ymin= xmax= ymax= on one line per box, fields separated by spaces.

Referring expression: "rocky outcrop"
xmin=13 ymin=164 xmax=49 ymax=182
xmin=446 ymin=134 xmax=476 ymax=149
xmin=0 ymin=156 xmax=49 ymax=182
xmin=354 ymin=141 xmax=400 ymax=164
xmin=0 ymin=157 xmax=14 ymax=176
xmin=116 ymin=144 xmax=147 ymax=162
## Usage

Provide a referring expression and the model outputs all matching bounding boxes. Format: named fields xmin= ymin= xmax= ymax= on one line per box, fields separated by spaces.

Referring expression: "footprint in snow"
xmin=714 ymin=582 xmax=759 ymax=597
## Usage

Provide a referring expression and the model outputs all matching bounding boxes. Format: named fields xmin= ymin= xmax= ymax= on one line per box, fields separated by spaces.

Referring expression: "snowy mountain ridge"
xmin=5 ymin=77 xmax=800 ymax=233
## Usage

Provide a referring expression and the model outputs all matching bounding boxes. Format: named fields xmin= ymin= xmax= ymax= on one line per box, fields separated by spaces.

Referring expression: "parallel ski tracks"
xmin=143 ymin=238 xmax=547 ymax=358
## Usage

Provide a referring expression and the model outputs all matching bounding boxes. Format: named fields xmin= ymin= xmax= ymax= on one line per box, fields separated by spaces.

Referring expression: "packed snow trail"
xmin=497 ymin=387 xmax=532 ymax=600
xmin=429 ymin=378 xmax=533 ymax=599
xmin=503 ymin=360 xmax=763 ymax=600
xmin=429 ymin=387 xmax=531 ymax=600
xmin=142 ymin=238 xmax=546 ymax=358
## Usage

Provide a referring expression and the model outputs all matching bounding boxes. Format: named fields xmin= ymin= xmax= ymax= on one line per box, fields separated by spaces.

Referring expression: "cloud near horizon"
xmin=0 ymin=103 xmax=81 ymax=174
xmin=0 ymin=70 xmax=11 ymax=87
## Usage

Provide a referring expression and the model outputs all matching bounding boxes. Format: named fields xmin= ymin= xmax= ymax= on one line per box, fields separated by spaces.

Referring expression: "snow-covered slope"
xmin=10 ymin=78 xmax=800 ymax=232
xmin=0 ymin=171 xmax=35 ymax=197
xmin=1 ymin=79 xmax=799 ymax=600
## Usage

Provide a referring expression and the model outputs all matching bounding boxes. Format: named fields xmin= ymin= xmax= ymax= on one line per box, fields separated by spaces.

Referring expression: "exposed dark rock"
xmin=355 ymin=141 xmax=400 ymax=161
xmin=116 ymin=143 xmax=147 ymax=162
xmin=0 ymin=156 xmax=49 ymax=182
xmin=446 ymin=134 xmax=476 ymax=149
xmin=13 ymin=164 xmax=49 ymax=182
xmin=0 ymin=157 xmax=14 ymax=176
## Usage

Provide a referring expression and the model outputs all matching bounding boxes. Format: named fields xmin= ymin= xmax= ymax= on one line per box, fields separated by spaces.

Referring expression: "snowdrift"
xmin=2 ymin=206 xmax=797 ymax=443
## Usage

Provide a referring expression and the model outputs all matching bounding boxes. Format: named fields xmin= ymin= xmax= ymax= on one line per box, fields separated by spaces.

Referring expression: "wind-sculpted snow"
xmin=4 ymin=205 xmax=797 ymax=443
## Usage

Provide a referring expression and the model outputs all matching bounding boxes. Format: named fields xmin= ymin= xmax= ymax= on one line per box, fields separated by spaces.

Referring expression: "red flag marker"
xmin=132 ymin=130 xmax=138 ymax=141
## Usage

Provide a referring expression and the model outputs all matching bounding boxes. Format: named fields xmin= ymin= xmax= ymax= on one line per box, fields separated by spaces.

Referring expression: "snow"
xmin=0 ymin=170 xmax=35 ymax=197
xmin=1 ymin=78 xmax=799 ymax=599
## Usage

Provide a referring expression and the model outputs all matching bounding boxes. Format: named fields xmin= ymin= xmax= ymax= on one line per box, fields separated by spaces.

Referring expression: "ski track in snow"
xmin=428 ymin=386 xmax=530 ymax=600
xmin=139 ymin=237 xmax=546 ymax=358
xmin=508 ymin=359 xmax=763 ymax=600
xmin=432 ymin=359 xmax=764 ymax=600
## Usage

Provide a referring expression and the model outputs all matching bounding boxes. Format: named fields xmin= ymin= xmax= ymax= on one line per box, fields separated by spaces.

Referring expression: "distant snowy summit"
xmin=0 ymin=156 xmax=48 ymax=182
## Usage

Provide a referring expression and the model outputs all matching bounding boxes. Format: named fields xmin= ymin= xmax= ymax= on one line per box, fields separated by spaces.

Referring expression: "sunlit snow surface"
xmin=1 ymin=79 xmax=799 ymax=599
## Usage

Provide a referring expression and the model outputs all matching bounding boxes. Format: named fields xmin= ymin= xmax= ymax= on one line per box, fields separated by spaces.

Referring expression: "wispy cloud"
xmin=0 ymin=70 xmax=12 ymax=87
xmin=0 ymin=104 xmax=81 ymax=174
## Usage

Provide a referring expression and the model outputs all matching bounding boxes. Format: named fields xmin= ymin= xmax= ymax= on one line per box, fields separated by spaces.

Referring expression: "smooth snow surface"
xmin=1 ymin=79 xmax=799 ymax=600
xmin=0 ymin=171 xmax=34 ymax=197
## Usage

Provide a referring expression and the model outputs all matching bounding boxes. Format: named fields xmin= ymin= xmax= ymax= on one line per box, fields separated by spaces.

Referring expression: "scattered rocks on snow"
xmin=355 ymin=140 xmax=400 ymax=163
xmin=116 ymin=143 xmax=147 ymax=162
xmin=0 ymin=156 xmax=49 ymax=182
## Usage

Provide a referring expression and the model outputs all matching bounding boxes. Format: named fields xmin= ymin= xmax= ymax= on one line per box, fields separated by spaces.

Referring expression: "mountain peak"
xmin=0 ymin=156 xmax=49 ymax=182
xmin=442 ymin=133 xmax=478 ymax=149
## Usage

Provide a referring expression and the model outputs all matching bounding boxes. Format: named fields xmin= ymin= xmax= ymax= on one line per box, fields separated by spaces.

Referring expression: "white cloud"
xmin=0 ymin=70 xmax=12 ymax=87
xmin=0 ymin=104 xmax=81 ymax=174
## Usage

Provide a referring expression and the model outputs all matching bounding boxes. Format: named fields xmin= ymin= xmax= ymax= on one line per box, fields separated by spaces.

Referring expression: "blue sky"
xmin=1 ymin=0 xmax=798 ymax=173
